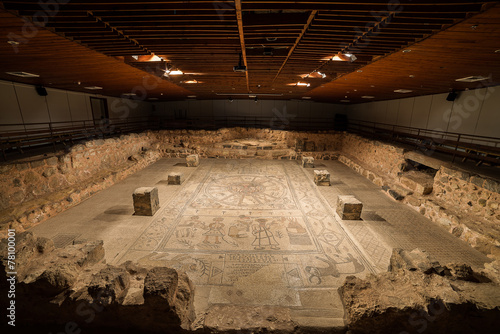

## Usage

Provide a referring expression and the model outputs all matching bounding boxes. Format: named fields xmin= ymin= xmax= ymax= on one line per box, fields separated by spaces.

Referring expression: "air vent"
xmin=455 ymin=76 xmax=489 ymax=83
xmin=394 ymin=89 xmax=413 ymax=93
xmin=121 ymin=93 xmax=137 ymax=98
xmin=6 ymin=71 xmax=40 ymax=78
xmin=84 ymin=86 xmax=103 ymax=90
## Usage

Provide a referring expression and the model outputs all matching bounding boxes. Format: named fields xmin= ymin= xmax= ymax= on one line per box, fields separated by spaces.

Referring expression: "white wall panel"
xmin=397 ymin=97 xmax=414 ymax=127
xmin=475 ymin=87 xmax=500 ymax=138
xmin=46 ymin=89 xmax=71 ymax=124
xmin=411 ymin=95 xmax=432 ymax=129
xmin=15 ymin=85 xmax=50 ymax=126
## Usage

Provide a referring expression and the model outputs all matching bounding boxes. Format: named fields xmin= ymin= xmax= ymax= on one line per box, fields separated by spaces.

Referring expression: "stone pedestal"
xmin=186 ymin=154 xmax=199 ymax=167
xmin=336 ymin=195 xmax=363 ymax=220
xmin=314 ymin=170 xmax=330 ymax=186
xmin=302 ymin=156 xmax=314 ymax=168
xmin=168 ymin=173 xmax=182 ymax=185
xmin=133 ymin=187 xmax=159 ymax=216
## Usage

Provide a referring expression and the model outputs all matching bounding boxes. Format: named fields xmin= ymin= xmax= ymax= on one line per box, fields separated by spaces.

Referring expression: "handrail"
xmin=347 ymin=119 xmax=500 ymax=165
xmin=0 ymin=116 xmax=160 ymax=160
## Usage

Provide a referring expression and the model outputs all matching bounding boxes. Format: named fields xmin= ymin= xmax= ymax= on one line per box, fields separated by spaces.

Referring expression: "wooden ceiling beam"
xmin=272 ymin=10 xmax=317 ymax=83
xmin=235 ymin=0 xmax=250 ymax=92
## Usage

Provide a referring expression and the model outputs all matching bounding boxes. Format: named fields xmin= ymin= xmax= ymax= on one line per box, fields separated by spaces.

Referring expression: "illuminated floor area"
xmin=30 ymin=158 xmax=491 ymax=329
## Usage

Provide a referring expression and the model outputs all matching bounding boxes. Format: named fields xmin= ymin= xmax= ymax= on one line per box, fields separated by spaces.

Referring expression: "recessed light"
xmin=7 ymin=40 xmax=20 ymax=46
xmin=6 ymin=71 xmax=39 ymax=78
xmin=370 ymin=85 xmax=375 ymax=87
xmin=302 ymin=96 xmax=312 ymax=99
xmin=354 ymin=89 xmax=357 ymax=92
xmin=456 ymin=76 xmax=489 ymax=82
xmin=362 ymin=96 xmax=375 ymax=99
xmin=402 ymin=49 xmax=412 ymax=53
xmin=357 ymin=70 xmax=363 ymax=73
xmin=84 ymin=86 xmax=103 ymax=90
xmin=394 ymin=89 xmax=413 ymax=93
xmin=409 ymin=75 xmax=415 ymax=78
xmin=187 ymin=95 xmax=196 ymax=98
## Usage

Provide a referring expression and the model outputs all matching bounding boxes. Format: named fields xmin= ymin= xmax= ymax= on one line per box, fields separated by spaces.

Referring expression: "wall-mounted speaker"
xmin=35 ymin=85 xmax=48 ymax=96
xmin=446 ymin=91 xmax=458 ymax=101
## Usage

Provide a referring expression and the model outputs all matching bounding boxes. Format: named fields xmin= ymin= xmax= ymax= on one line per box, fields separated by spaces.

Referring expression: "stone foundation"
xmin=0 ymin=232 xmax=195 ymax=332
xmin=168 ymin=173 xmax=182 ymax=185
xmin=314 ymin=170 xmax=330 ymax=186
xmin=336 ymin=195 xmax=363 ymax=220
xmin=339 ymin=248 xmax=500 ymax=334
xmin=133 ymin=187 xmax=160 ymax=216
xmin=1 ymin=129 xmax=498 ymax=264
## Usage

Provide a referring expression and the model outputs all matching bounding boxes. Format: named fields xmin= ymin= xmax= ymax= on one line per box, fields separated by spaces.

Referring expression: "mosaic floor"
xmin=30 ymin=158 xmax=491 ymax=327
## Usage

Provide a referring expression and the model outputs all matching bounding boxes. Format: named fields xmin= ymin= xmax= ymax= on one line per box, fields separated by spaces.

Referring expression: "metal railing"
xmin=0 ymin=116 xmax=159 ymax=160
xmin=347 ymin=119 xmax=500 ymax=166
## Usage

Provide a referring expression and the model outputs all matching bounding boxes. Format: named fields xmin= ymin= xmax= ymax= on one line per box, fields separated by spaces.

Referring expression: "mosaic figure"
xmin=252 ymin=218 xmax=280 ymax=250
xmin=203 ymin=217 xmax=225 ymax=244
xmin=228 ymin=215 xmax=252 ymax=239
xmin=305 ymin=253 xmax=365 ymax=284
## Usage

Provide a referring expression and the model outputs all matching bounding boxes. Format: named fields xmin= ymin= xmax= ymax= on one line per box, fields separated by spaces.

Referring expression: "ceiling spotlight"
xmin=409 ymin=75 xmax=415 ymax=78
xmin=165 ymin=69 xmax=183 ymax=76
xmin=331 ymin=52 xmax=356 ymax=62
xmin=7 ymin=40 xmax=20 ymax=46
xmin=402 ymin=49 xmax=412 ymax=53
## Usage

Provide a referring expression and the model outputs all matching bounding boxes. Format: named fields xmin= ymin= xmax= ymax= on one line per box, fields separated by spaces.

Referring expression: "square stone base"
xmin=302 ymin=156 xmax=314 ymax=168
xmin=314 ymin=170 xmax=330 ymax=186
xmin=187 ymin=154 xmax=200 ymax=167
xmin=168 ymin=173 xmax=181 ymax=185
xmin=133 ymin=187 xmax=159 ymax=216
xmin=336 ymin=195 xmax=363 ymax=220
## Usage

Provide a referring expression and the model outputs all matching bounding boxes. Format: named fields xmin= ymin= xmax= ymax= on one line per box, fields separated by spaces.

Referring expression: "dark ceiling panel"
xmin=0 ymin=0 xmax=499 ymax=102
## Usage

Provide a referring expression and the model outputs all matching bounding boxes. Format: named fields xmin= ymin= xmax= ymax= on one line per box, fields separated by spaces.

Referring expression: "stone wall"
xmin=404 ymin=166 xmax=500 ymax=257
xmin=339 ymin=248 xmax=500 ymax=334
xmin=0 ymin=232 xmax=195 ymax=332
xmin=0 ymin=128 xmax=343 ymax=237
xmin=340 ymin=133 xmax=407 ymax=179
xmin=0 ymin=132 xmax=162 ymax=237
xmin=1 ymin=128 xmax=498 ymax=261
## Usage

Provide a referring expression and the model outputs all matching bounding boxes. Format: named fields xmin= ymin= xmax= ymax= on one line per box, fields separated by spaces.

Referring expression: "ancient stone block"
xmin=89 ymin=265 xmax=131 ymax=305
xmin=133 ymin=187 xmax=159 ymax=216
xmin=186 ymin=154 xmax=199 ymax=167
xmin=168 ymin=173 xmax=181 ymax=185
xmin=314 ymin=169 xmax=330 ymax=186
xmin=302 ymin=156 xmax=314 ymax=168
xmin=336 ymin=195 xmax=363 ymax=220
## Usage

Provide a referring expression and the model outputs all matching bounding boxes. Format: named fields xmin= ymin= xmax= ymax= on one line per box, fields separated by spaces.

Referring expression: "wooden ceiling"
xmin=0 ymin=0 xmax=499 ymax=103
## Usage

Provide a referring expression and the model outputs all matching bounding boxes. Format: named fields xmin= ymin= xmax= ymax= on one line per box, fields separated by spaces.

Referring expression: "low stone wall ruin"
xmin=339 ymin=248 xmax=500 ymax=334
xmin=1 ymin=128 xmax=499 ymax=263
xmin=0 ymin=232 xmax=195 ymax=333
